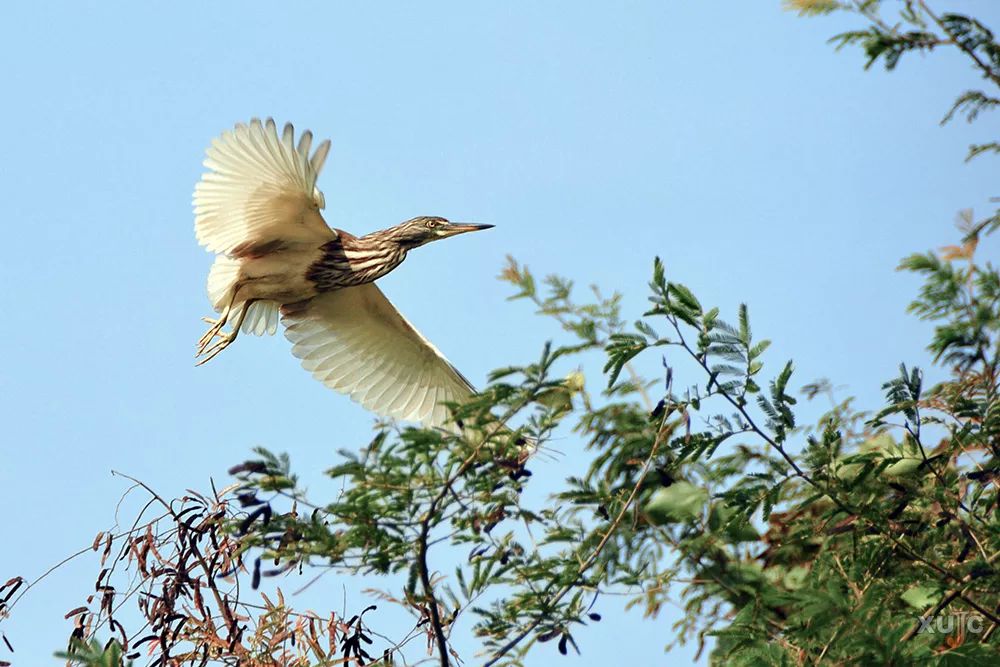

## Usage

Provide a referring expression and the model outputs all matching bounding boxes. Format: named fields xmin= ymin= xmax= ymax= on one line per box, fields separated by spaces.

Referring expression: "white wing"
xmin=193 ymin=118 xmax=336 ymax=255
xmin=281 ymin=284 xmax=476 ymax=429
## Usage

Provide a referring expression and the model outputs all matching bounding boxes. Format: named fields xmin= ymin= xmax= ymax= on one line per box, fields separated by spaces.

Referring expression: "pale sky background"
xmin=1 ymin=1 xmax=998 ymax=665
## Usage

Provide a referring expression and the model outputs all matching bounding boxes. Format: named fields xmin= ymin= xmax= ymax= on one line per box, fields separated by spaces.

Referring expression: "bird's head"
xmin=392 ymin=216 xmax=494 ymax=249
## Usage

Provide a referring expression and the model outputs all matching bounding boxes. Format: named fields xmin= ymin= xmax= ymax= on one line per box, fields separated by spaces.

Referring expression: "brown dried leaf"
xmin=305 ymin=634 xmax=326 ymax=660
xmin=64 ymin=606 xmax=88 ymax=620
xmin=100 ymin=533 xmax=113 ymax=567
xmin=1 ymin=577 xmax=22 ymax=590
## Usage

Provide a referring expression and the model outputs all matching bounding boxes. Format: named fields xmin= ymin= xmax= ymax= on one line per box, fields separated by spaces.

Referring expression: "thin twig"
xmin=918 ymin=1 xmax=1000 ymax=87
xmin=413 ymin=401 xmax=530 ymax=666
xmin=484 ymin=418 xmax=671 ymax=666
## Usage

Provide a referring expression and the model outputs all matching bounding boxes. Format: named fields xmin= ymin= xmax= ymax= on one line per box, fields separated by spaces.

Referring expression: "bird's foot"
xmin=195 ymin=331 xmax=235 ymax=366
xmin=196 ymin=316 xmax=228 ymax=352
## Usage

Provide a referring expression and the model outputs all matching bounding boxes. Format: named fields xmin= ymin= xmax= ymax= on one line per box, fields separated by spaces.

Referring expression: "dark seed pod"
xmin=251 ymin=558 xmax=261 ymax=590
xmin=236 ymin=492 xmax=265 ymax=507
xmin=64 ymin=606 xmax=88 ymax=620
xmin=537 ymin=629 xmax=559 ymax=643
xmin=967 ymin=467 xmax=998 ymax=482
xmin=957 ymin=539 xmax=972 ymax=563
xmin=888 ymin=499 xmax=909 ymax=519
xmin=656 ymin=467 xmax=675 ymax=487
xmin=228 ymin=461 xmax=268 ymax=475
xmin=239 ymin=505 xmax=273 ymax=535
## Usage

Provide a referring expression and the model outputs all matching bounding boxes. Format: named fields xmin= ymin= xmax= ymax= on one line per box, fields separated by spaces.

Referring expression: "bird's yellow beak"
xmin=441 ymin=222 xmax=494 ymax=237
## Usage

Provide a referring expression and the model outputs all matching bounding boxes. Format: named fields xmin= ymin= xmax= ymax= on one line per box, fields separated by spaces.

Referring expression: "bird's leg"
xmin=196 ymin=290 xmax=241 ymax=352
xmin=195 ymin=298 xmax=255 ymax=366
xmin=197 ymin=305 xmax=232 ymax=351
xmin=195 ymin=278 xmax=251 ymax=358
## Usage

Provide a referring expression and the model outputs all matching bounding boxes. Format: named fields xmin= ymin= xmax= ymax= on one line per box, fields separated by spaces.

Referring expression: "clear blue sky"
xmin=1 ymin=1 xmax=997 ymax=664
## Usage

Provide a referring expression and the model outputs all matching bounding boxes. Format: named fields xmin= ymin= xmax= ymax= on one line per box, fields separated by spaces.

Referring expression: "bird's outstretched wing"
xmin=281 ymin=284 xmax=476 ymax=429
xmin=193 ymin=118 xmax=336 ymax=255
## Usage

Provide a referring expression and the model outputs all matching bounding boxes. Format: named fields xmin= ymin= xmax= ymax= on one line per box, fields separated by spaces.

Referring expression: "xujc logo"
xmin=916 ymin=613 xmax=985 ymax=635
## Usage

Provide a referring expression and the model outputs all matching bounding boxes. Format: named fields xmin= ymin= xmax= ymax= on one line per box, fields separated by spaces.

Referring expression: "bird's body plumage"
xmin=193 ymin=118 xmax=489 ymax=428
xmin=307 ymin=230 xmax=409 ymax=291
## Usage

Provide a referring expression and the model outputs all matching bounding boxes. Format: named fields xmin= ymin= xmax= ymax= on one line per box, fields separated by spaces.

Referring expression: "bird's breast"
xmin=307 ymin=241 xmax=407 ymax=292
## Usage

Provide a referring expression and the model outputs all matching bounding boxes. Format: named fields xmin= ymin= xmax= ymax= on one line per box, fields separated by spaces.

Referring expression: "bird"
xmin=192 ymin=118 xmax=493 ymax=429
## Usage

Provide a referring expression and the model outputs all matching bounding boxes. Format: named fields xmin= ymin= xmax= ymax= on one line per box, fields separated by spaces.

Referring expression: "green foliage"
xmin=644 ymin=482 xmax=710 ymax=524
xmin=783 ymin=0 xmax=846 ymax=18
xmin=56 ymin=639 xmax=131 ymax=667
xmin=941 ymin=90 xmax=1000 ymax=125
xmin=809 ymin=1 xmax=1000 ymax=161
xmin=897 ymin=226 xmax=1000 ymax=370
xmin=216 ymin=221 xmax=998 ymax=665
xmin=22 ymin=180 xmax=1000 ymax=665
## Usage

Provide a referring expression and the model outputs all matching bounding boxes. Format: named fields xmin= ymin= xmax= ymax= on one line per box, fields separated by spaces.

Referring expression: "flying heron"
xmin=193 ymin=118 xmax=492 ymax=429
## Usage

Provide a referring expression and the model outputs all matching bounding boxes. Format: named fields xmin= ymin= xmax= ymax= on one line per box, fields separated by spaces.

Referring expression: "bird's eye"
xmin=425 ymin=219 xmax=440 ymax=229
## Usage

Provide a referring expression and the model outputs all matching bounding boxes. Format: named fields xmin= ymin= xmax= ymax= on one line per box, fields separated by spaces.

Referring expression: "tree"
xmin=2 ymin=2 xmax=998 ymax=665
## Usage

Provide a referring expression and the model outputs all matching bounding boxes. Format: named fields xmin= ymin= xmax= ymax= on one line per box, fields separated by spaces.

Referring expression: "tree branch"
xmin=918 ymin=1 xmax=1000 ymax=88
xmin=484 ymin=418 xmax=671 ymax=666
